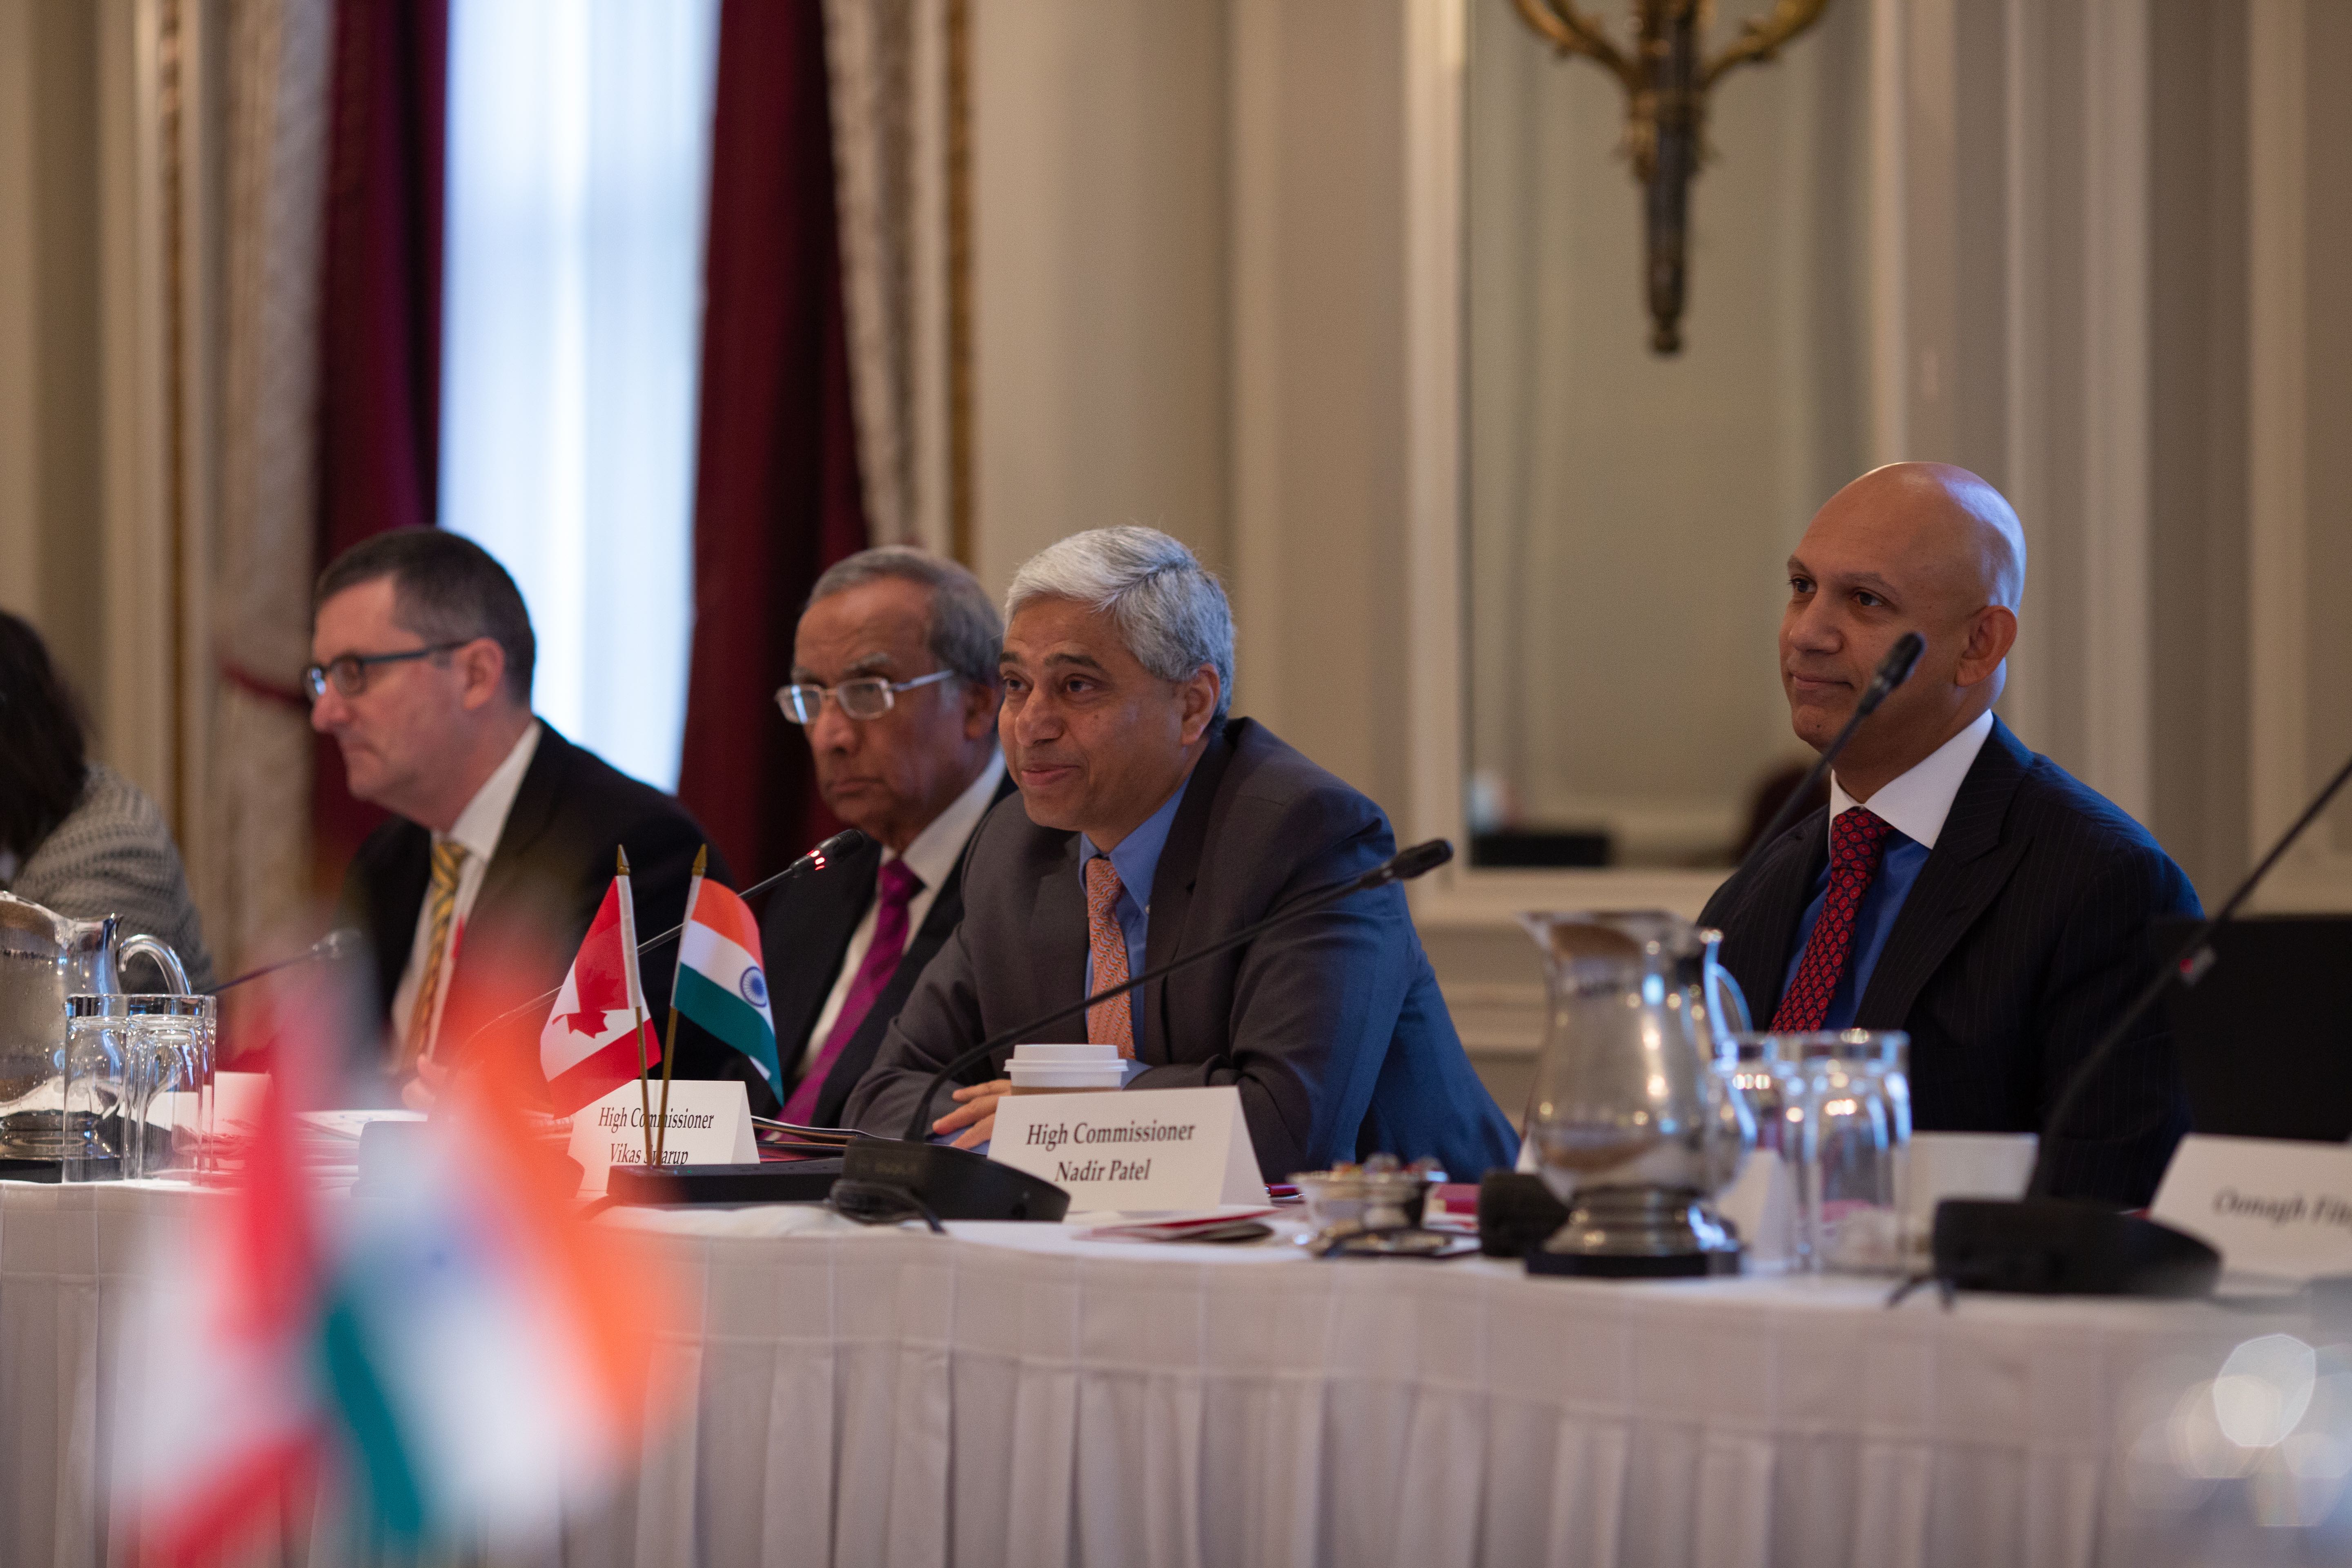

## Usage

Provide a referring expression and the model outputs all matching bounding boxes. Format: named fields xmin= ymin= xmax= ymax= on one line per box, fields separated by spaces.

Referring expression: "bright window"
xmin=439 ymin=0 xmax=720 ymax=791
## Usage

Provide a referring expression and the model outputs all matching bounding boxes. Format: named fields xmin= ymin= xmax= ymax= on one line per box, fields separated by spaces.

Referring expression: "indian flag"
xmin=313 ymin=1080 xmax=657 ymax=1539
xmin=673 ymin=870 xmax=780 ymax=1088
xmin=121 ymin=965 xmax=664 ymax=1557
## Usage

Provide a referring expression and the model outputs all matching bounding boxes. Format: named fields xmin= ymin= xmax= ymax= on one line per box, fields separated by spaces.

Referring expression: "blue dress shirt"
xmin=941 ymin=772 xmax=1192 ymax=1139
xmin=1080 ymin=770 xmax=1194 ymax=998
xmin=1773 ymin=712 xmax=1997 ymax=1031
xmin=1779 ymin=821 xmax=1928 ymax=1030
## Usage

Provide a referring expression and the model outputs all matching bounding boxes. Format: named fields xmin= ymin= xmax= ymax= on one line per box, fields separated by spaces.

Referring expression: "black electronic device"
xmin=2158 ymin=914 xmax=2352 ymax=1143
xmin=0 ymin=1158 xmax=81 ymax=1183
xmin=607 ymin=1158 xmax=848 ymax=1206
xmin=1930 ymin=740 xmax=2352 ymax=1295
xmin=1931 ymin=1198 xmax=2219 ymax=1296
xmin=1475 ymin=1171 xmax=1570 ymax=1258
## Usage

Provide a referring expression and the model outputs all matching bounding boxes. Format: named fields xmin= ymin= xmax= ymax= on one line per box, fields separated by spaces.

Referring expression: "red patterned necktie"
xmin=781 ymin=858 xmax=923 ymax=1124
xmin=1084 ymin=857 xmax=1134 ymax=1056
xmin=1770 ymin=806 xmax=1894 ymax=1031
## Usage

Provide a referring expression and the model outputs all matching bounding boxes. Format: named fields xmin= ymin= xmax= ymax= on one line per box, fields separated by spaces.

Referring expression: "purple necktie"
xmin=781 ymin=858 xmax=923 ymax=1125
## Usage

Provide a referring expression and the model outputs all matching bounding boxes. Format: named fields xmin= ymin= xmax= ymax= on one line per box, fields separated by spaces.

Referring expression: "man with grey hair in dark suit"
xmin=1700 ymin=463 xmax=2200 ymax=1206
xmin=843 ymin=526 xmax=1518 ymax=1182
xmin=726 ymin=546 xmax=1016 ymax=1124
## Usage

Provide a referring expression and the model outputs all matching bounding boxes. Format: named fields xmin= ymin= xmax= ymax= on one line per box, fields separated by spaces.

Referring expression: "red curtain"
xmin=311 ymin=0 xmax=449 ymax=886
xmin=676 ymin=0 xmax=869 ymax=883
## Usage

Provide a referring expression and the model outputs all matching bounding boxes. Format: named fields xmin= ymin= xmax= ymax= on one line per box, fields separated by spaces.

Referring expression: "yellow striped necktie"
xmin=403 ymin=840 xmax=469 ymax=1068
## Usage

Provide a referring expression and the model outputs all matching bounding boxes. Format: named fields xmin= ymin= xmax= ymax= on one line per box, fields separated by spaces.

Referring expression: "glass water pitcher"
xmin=0 ymin=891 xmax=190 ymax=1163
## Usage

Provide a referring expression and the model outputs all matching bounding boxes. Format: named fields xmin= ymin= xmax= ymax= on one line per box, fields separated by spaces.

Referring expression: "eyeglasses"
xmin=776 ymin=668 xmax=956 ymax=724
xmin=303 ymin=641 xmax=472 ymax=699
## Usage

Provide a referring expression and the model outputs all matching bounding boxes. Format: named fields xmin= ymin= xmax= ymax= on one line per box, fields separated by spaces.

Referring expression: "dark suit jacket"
xmin=336 ymin=724 xmax=724 ymax=1098
xmin=842 ymin=718 xmax=1521 ymax=1180
xmin=740 ymin=770 xmax=1020 ymax=1123
xmin=1699 ymin=716 xmax=2199 ymax=1206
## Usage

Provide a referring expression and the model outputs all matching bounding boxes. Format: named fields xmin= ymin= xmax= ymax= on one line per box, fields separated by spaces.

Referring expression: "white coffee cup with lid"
xmin=1006 ymin=1041 xmax=1129 ymax=1095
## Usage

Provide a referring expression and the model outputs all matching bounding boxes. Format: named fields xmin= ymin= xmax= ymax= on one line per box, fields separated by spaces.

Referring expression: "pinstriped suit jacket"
xmin=1700 ymin=717 xmax=2199 ymax=1207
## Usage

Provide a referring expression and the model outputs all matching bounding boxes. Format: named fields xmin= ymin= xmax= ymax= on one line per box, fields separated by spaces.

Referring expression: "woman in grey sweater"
xmin=0 ymin=613 xmax=214 ymax=990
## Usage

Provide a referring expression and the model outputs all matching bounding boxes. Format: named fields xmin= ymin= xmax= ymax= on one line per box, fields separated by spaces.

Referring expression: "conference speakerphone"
xmin=606 ymin=1157 xmax=847 ymax=1205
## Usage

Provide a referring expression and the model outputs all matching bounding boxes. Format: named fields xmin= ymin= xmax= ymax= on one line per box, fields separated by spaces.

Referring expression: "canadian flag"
xmin=539 ymin=869 xmax=659 ymax=1116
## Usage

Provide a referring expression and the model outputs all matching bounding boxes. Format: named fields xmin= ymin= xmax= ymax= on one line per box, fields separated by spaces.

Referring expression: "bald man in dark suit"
xmin=1700 ymin=464 xmax=2198 ymax=1206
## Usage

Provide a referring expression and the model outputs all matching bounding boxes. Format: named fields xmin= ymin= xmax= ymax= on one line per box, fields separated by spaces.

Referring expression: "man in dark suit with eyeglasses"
xmin=745 ymin=548 xmax=1014 ymax=1124
xmin=310 ymin=528 xmax=719 ymax=1105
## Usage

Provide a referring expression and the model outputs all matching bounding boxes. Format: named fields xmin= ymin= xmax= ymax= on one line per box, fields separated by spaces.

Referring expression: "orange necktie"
xmin=1084 ymin=856 xmax=1134 ymax=1056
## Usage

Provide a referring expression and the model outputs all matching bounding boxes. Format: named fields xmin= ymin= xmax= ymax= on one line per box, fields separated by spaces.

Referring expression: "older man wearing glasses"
xmin=311 ymin=528 xmax=719 ymax=1103
xmin=753 ymin=547 xmax=1012 ymax=1125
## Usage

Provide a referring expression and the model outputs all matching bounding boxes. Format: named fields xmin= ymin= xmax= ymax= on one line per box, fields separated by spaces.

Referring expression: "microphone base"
xmin=1930 ymin=1198 xmax=2220 ymax=1296
xmin=840 ymin=1136 xmax=1071 ymax=1222
xmin=605 ymin=1159 xmax=844 ymax=1206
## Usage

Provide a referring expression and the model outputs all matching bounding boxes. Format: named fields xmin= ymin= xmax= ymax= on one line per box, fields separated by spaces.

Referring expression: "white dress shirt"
xmin=1828 ymin=708 xmax=1995 ymax=849
xmin=390 ymin=721 xmax=542 ymax=1056
xmin=798 ymin=749 xmax=1005 ymax=1074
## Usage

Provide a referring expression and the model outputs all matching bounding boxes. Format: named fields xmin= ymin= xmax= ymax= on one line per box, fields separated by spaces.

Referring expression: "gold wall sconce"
xmin=1509 ymin=0 xmax=1830 ymax=354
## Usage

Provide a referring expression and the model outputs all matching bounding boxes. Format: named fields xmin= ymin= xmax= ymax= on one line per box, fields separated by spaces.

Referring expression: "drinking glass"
xmin=123 ymin=994 xmax=215 ymax=1181
xmin=1716 ymin=1032 xmax=1802 ymax=1263
xmin=62 ymin=995 xmax=130 ymax=1181
xmin=1787 ymin=1030 xmax=1911 ymax=1274
xmin=1722 ymin=1033 xmax=1799 ymax=1158
xmin=64 ymin=993 xmax=215 ymax=1182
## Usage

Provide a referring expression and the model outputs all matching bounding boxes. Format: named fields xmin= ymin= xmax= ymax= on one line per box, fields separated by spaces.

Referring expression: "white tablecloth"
xmin=3 ymin=1180 xmax=2343 ymax=1568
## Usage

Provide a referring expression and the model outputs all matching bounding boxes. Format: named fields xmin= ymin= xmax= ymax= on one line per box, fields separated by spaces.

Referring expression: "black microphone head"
xmin=1856 ymin=631 xmax=1927 ymax=715
xmin=1386 ymin=840 xmax=1454 ymax=882
xmin=805 ymin=828 xmax=870 ymax=873
xmin=1878 ymin=631 xmax=1926 ymax=688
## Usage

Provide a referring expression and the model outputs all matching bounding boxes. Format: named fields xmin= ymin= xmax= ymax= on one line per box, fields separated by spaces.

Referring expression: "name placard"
xmin=988 ymin=1086 xmax=1267 ymax=1213
xmin=2149 ymin=1134 xmax=2352 ymax=1280
xmin=568 ymin=1080 xmax=756 ymax=1196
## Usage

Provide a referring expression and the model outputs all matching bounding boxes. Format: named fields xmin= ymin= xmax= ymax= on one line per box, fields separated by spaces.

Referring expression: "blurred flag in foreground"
xmin=121 ymin=964 xmax=664 ymax=1561
xmin=120 ymin=979 xmax=326 ymax=1561
xmin=539 ymin=866 xmax=660 ymax=1116
xmin=672 ymin=864 xmax=780 ymax=1090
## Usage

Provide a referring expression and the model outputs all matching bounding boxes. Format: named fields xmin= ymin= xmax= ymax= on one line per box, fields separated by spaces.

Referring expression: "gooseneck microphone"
xmin=759 ymin=839 xmax=1461 ymax=1223
xmin=1737 ymin=630 xmax=1927 ymax=872
xmin=2026 ymin=740 xmax=2352 ymax=1198
xmin=633 ymin=827 xmax=869 ymax=960
xmin=454 ymin=828 xmax=871 ymax=1051
xmin=206 ymin=927 xmax=365 ymax=995
xmin=895 ymin=837 xmax=1458 ymax=1143
xmin=1923 ymin=740 xmax=2352 ymax=1299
